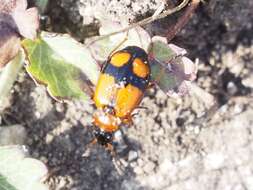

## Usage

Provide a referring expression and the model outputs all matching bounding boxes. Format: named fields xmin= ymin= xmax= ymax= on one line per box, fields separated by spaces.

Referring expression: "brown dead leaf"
xmin=0 ymin=0 xmax=17 ymax=13
xmin=11 ymin=0 xmax=39 ymax=39
xmin=0 ymin=0 xmax=39 ymax=67
xmin=0 ymin=20 xmax=20 ymax=67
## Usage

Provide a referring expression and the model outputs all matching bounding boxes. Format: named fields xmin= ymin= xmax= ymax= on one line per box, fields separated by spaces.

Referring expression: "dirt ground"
xmin=2 ymin=0 xmax=253 ymax=190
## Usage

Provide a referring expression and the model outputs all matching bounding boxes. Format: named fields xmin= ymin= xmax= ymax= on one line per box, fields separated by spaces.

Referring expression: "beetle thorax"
xmin=93 ymin=109 xmax=121 ymax=132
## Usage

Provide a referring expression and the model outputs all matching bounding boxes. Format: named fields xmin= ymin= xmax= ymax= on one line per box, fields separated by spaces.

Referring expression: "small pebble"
xmin=143 ymin=162 xmax=156 ymax=173
xmin=227 ymin=81 xmax=237 ymax=95
xmin=134 ymin=166 xmax=143 ymax=175
xmin=0 ymin=125 xmax=27 ymax=145
xmin=128 ymin=150 xmax=138 ymax=162
xmin=194 ymin=126 xmax=200 ymax=134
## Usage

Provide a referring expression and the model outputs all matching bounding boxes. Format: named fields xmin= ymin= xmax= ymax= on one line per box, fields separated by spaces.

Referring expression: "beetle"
xmin=91 ymin=46 xmax=150 ymax=148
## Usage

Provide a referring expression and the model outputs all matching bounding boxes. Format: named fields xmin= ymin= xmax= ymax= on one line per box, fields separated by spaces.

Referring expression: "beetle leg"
xmin=136 ymin=106 xmax=148 ymax=110
xmin=147 ymin=81 xmax=156 ymax=89
xmin=86 ymin=138 xmax=97 ymax=148
xmin=121 ymin=115 xmax=134 ymax=126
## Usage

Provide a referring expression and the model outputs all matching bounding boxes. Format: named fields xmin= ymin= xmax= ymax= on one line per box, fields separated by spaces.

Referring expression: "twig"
xmin=167 ymin=0 xmax=201 ymax=41
xmin=87 ymin=0 xmax=190 ymax=45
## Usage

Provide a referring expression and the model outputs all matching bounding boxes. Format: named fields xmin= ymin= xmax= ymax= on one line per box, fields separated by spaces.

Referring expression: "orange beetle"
xmin=92 ymin=46 xmax=150 ymax=147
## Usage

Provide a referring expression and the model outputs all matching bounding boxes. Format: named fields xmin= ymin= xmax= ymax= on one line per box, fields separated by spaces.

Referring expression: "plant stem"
xmin=86 ymin=0 xmax=190 ymax=46
xmin=167 ymin=0 xmax=201 ymax=41
xmin=0 ymin=51 xmax=23 ymax=111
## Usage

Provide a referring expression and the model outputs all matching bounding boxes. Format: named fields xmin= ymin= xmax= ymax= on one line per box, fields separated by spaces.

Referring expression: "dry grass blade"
xmin=87 ymin=0 xmax=190 ymax=45
xmin=167 ymin=0 xmax=201 ymax=41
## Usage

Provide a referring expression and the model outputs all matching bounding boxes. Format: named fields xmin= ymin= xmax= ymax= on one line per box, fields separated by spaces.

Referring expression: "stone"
xmin=0 ymin=125 xmax=26 ymax=145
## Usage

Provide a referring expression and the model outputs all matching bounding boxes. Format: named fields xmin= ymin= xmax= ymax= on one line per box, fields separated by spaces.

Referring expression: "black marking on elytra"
xmin=102 ymin=46 xmax=150 ymax=91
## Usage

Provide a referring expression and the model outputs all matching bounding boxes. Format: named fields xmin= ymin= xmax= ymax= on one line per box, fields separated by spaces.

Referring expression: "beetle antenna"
xmin=87 ymin=138 xmax=97 ymax=147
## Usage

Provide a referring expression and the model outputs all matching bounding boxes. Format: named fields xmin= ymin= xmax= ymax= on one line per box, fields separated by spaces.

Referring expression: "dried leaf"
xmin=0 ymin=0 xmax=39 ymax=67
xmin=0 ymin=0 xmax=19 ymax=13
xmin=0 ymin=22 xmax=20 ymax=67
xmin=9 ymin=0 xmax=39 ymax=39
xmin=12 ymin=7 xmax=39 ymax=40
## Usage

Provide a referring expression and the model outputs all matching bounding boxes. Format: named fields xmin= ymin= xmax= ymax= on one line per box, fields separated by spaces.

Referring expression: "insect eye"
xmin=105 ymin=133 xmax=112 ymax=140
xmin=93 ymin=128 xmax=100 ymax=136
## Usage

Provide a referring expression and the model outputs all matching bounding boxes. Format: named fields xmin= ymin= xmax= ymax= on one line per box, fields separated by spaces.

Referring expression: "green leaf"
xmin=149 ymin=36 xmax=197 ymax=96
xmin=0 ymin=145 xmax=48 ymax=190
xmin=22 ymin=32 xmax=100 ymax=102
xmin=149 ymin=40 xmax=178 ymax=62
xmin=0 ymin=175 xmax=17 ymax=190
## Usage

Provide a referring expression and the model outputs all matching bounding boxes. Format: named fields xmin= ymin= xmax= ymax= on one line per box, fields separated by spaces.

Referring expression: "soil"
xmin=2 ymin=0 xmax=253 ymax=190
